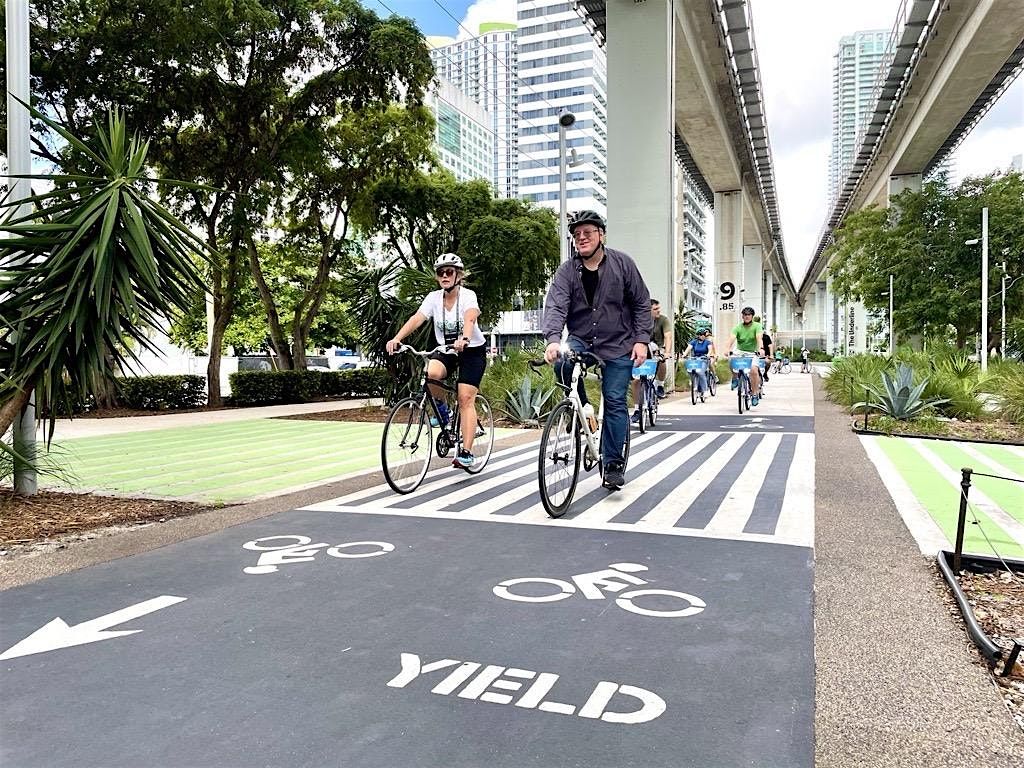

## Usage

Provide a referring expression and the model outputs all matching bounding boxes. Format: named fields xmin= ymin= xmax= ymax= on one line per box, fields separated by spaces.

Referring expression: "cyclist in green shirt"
xmin=725 ymin=306 xmax=765 ymax=406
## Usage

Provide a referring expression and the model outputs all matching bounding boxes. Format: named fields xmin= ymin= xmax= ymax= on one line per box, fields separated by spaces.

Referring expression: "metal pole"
xmin=7 ymin=0 xmax=37 ymax=495
xmin=558 ymin=123 xmax=568 ymax=264
xmin=888 ymin=274 xmax=894 ymax=355
xmin=953 ymin=467 xmax=973 ymax=573
xmin=981 ymin=207 xmax=989 ymax=372
xmin=1001 ymin=262 xmax=1007 ymax=360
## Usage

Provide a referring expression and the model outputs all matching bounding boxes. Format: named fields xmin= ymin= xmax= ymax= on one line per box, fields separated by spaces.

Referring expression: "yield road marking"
xmin=0 ymin=596 xmax=187 ymax=660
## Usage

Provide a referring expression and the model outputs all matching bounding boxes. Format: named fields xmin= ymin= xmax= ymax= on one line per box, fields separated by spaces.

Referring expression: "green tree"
xmin=0 ymin=107 xmax=209 ymax=451
xmin=827 ymin=172 xmax=1024 ymax=349
xmin=8 ymin=0 xmax=436 ymax=403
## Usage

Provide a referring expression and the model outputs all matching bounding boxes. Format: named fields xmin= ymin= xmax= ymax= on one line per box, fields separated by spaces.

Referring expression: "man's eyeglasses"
xmin=436 ymin=268 xmax=457 ymax=278
xmin=571 ymin=228 xmax=600 ymax=241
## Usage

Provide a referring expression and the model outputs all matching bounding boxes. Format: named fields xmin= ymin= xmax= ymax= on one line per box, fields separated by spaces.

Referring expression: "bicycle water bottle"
xmin=582 ymin=403 xmax=597 ymax=432
xmin=435 ymin=398 xmax=450 ymax=426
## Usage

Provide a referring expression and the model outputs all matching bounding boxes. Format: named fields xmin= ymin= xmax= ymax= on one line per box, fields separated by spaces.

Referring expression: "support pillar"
xmin=607 ymin=0 xmax=676 ymax=324
xmin=713 ymin=190 xmax=743 ymax=354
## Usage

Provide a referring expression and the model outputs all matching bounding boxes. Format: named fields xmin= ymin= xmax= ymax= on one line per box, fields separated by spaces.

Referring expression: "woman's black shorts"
xmin=429 ymin=344 xmax=487 ymax=388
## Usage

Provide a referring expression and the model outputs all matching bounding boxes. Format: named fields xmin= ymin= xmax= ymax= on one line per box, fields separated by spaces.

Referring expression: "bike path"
xmin=0 ymin=510 xmax=812 ymax=768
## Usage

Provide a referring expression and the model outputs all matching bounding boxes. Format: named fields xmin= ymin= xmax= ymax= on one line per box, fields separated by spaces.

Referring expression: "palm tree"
xmin=1 ymin=105 xmax=211 ymax=485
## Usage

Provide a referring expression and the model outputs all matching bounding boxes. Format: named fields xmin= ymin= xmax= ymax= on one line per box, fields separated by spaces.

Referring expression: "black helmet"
xmin=568 ymin=210 xmax=606 ymax=233
xmin=741 ymin=306 xmax=755 ymax=316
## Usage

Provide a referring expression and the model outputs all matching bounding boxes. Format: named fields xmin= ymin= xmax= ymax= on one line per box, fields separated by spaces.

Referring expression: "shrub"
xmin=854 ymin=362 xmax=948 ymax=420
xmin=118 ymin=375 xmax=207 ymax=410
xmin=824 ymin=354 xmax=892 ymax=408
xmin=988 ymin=363 xmax=1024 ymax=424
xmin=229 ymin=368 xmax=387 ymax=406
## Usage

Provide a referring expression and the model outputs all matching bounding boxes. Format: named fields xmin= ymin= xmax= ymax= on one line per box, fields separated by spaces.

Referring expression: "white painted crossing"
xmin=301 ymin=425 xmax=815 ymax=548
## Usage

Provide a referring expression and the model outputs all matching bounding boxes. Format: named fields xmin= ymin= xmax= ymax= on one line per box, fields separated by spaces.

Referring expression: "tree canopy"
xmin=826 ymin=171 xmax=1024 ymax=349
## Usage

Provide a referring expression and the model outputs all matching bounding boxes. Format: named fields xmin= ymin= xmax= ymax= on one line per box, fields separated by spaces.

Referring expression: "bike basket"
xmin=632 ymin=359 xmax=657 ymax=377
xmin=684 ymin=358 xmax=707 ymax=372
xmin=729 ymin=357 xmax=753 ymax=371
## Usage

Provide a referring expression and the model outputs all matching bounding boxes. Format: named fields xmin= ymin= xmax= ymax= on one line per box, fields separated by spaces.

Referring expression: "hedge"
xmin=118 ymin=375 xmax=207 ymax=410
xmin=229 ymin=368 xmax=388 ymax=406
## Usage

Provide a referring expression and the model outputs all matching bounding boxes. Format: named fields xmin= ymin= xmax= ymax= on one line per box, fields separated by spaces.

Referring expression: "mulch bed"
xmin=855 ymin=414 xmax=1024 ymax=444
xmin=0 ymin=489 xmax=208 ymax=550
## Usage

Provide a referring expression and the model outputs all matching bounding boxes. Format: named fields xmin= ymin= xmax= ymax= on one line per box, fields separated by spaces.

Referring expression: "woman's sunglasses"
xmin=436 ymin=268 xmax=457 ymax=278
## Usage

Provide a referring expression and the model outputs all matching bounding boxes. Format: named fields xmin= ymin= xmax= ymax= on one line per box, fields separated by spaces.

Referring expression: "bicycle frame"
xmin=562 ymin=354 xmax=603 ymax=464
xmin=400 ymin=344 xmax=463 ymax=450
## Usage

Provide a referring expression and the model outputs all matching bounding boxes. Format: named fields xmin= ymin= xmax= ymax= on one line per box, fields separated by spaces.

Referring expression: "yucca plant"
xmin=501 ymin=375 xmax=555 ymax=427
xmin=0 ymin=104 xmax=212 ymax=450
xmin=854 ymin=362 xmax=949 ymax=420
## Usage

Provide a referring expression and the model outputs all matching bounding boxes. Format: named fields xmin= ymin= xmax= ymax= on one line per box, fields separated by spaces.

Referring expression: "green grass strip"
xmin=877 ymin=437 xmax=1024 ymax=559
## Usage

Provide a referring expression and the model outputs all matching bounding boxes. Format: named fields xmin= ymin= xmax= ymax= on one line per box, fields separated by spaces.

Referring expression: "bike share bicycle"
xmin=531 ymin=348 xmax=631 ymax=518
xmin=730 ymin=355 xmax=755 ymax=414
xmin=381 ymin=344 xmax=495 ymax=494
xmin=632 ymin=344 xmax=664 ymax=434
xmin=684 ymin=355 xmax=716 ymax=404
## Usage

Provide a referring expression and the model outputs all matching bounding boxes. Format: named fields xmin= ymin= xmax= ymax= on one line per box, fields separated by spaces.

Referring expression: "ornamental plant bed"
xmin=854 ymin=413 xmax=1024 ymax=444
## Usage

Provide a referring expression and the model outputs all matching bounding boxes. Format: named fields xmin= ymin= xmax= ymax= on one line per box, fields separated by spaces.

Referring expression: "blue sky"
xmin=361 ymin=1 xmax=479 ymax=38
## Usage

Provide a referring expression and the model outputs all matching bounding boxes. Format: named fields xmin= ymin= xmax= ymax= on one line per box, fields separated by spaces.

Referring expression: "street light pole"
xmin=888 ymin=273 xmax=894 ymax=355
xmin=982 ymin=207 xmax=989 ymax=372
xmin=1002 ymin=261 xmax=1007 ymax=360
xmin=557 ymin=111 xmax=576 ymax=264
xmin=7 ymin=0 xmax=37 ymax=495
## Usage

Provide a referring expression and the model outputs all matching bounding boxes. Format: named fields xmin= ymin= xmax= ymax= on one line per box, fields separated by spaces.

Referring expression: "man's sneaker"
xmin=454 ymin=450 xmax=475 ymax=469
xmin=630 ymin=410 xmax=641 ymax=425
xmin=730 ymin=379 xmax=738 ymax=391
xmin=751 ymin=395 xmax=760 ymax=407
xmin=430 ymin=400 xmax=450 ymax=428
xmin=655 ymin=384 xmax=666 ymax=399
xmin=602 ymin=461 xmax=625 ymax=489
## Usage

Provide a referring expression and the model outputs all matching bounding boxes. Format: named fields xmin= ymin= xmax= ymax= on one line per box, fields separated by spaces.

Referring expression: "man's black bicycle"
xmin=381 ymin=344 xmax=494 ymax=494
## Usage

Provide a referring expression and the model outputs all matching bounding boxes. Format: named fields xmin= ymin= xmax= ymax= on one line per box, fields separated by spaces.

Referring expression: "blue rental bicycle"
xmin=730 ymin=355 xmax=754 ymax=414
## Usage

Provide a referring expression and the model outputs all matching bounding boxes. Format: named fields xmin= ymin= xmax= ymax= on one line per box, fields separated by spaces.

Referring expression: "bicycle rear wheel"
xmin=382 ymin=397 xmax=433 ymax=493
xmin=463 ymin=394 xmax=494 ymax=474
xmin=538 ymin=400 xmax=582 ymax=518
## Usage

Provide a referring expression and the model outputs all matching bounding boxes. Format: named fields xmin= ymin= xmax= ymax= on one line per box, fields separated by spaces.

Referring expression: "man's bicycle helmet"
xmin=434 ymin=253 xmax=464 ymax=271
xmin=568 ymin=210 xmax=606 ymax=233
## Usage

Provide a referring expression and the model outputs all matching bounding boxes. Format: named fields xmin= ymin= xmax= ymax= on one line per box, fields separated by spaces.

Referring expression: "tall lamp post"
xmin=557 ymin=111 xmax=576 ymax=264
xmin=889 ymin=274 xmax=894 ymax=355
xmin=965 ymin=206 xmax=989 ymax=372
xmin=7 ymin=0 xmax=37 ymax=495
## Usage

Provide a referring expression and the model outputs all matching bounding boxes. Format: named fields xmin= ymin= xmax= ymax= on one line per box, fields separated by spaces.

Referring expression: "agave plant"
xmin=0 ymin=104 xmax=212 ymax=450
xmin=502 ymin=375 xmax=555 ymax=426
xmin=854 ymin=363 xmax=949 ymax=420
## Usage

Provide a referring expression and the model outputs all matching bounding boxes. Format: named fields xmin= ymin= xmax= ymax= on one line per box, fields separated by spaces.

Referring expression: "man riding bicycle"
xmin=725 ymin=306 xmax=765 ymax=406
xmin=386 ymin=253 xmax=486 ymax=469
xmin=680 ymin=327 xmax=717 ymax=398
xmin=631 ymin=298 xmax=672 ymax=424
xmin=542 ymin=210 xmax=652 ymax=490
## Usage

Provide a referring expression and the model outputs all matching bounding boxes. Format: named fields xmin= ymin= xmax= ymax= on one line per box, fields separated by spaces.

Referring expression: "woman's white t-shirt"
xmin=418 ymin=287 xmax=487 ymax=348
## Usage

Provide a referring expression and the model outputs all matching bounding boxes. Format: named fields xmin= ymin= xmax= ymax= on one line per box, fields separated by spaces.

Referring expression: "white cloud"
xmin=456 ymin=0 xmax=517 ymax=40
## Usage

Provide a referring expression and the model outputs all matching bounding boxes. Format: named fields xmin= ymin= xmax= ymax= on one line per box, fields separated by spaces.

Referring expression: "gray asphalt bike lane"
xmin=1 ymin=511 xmax=813 ymax=768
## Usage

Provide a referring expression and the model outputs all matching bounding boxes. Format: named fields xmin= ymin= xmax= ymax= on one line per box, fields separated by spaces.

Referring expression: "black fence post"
xmin=863 ymin=386 xmax=869 ymax=430
xmin=953 ymin=467 xmax=973 ymax=573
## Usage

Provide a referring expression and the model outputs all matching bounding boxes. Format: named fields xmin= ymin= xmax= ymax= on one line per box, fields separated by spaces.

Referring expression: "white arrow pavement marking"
xmin=0 ymin=596 xmax=187 ymax=661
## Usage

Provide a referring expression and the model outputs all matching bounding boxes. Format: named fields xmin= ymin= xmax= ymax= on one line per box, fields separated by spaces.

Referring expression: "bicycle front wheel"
xmin=737 ymin=375 xmax=746 ymax=414
xmin=708 ymin=370 xmax=717 ymax=396
xmin=382 ymin=397 xmax=433 ymax=494
xmin=646 ymin=380 xmax=658 ymax=426
xmin=463 ymin=394 xmax=494 ymax=474
xmin=690 ymin=373 xmax=697 ymax=405
xmin=636 ymin=380 xmax=647 ymax=434
xmin=538 ymin=400 xmax=582 ymax=518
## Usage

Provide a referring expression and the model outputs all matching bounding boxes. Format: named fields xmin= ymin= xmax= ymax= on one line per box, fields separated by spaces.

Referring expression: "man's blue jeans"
xmin=555 ymin=338 xmax=631 ymax=467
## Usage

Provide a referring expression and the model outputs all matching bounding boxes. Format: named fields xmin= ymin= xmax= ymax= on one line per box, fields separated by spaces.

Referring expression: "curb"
xmin=851 ymin=424 xmax=1024 ymax=447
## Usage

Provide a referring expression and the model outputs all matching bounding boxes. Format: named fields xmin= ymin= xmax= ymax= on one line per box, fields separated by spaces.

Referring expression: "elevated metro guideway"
xmin=572 ymin=0 xmax=799 ymax=349
xmin=798 ymin=0 xmax=1024 ymax=304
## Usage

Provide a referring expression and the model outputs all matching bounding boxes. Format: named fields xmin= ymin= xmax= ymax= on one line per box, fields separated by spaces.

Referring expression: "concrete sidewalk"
xmin=813 ymin=377 xmax=1023 ymax=765
xmin=37 ymin=399 xmax=383 ymax=440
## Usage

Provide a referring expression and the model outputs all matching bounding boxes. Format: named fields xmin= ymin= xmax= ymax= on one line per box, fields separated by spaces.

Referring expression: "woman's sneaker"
xmin=454 ymin=450 xmax=475 ymax=469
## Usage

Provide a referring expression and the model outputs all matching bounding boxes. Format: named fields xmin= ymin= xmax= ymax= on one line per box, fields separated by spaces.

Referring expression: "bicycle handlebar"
xmin=393 ymin=343 xmax=457 ymax=357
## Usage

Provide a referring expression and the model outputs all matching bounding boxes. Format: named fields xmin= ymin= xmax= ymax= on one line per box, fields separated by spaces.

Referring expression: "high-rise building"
xmin=425 ymin=78 xmax=496 ymax=186
xmin=677 ymin=169 xmax=710 ymax=317
xmin=828 ymin=29 xmax=890 ymax=205
xmin=428 ymin=23 xmax=519 ymax=198
xmin=515 ymin=1 xmax=608 ymax=217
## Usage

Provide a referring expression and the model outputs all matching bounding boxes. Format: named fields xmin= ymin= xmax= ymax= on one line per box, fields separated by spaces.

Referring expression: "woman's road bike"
xmin=531 ymin=349 xmax=631 ymax=518
xmin=632 ymin=347 xmax=664 ymax=434
xmin=381 ymin=344 xmax=495 ymax=494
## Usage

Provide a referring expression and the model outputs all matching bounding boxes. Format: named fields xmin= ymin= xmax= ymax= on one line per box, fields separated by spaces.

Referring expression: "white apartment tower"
xmin=425 ymin=79 xmax=496 ymax=185
xmin=829 ymin=30 xmax=890 ymax=205
xmin=428 ymin=23 xmax=519 ymax=198
xmin=515 ymin=1 xmax=608 ymax=216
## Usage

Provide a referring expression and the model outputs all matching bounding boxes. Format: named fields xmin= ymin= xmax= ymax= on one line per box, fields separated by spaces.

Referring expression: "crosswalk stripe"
xmin=300 ymin=428 xmax=815 ymax=546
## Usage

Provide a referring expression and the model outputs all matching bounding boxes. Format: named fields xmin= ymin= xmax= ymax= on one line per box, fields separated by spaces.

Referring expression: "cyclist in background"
xmin=680 ymin=327 xmax=717 ymax=399
xmin=725 ymin=306 xmax=765 ymax=406
xmin=542 ymin=210 xmax=653 ymax=490
xmin=386 ymin=253 xmax=487 ymax=469
xmin=800 ymin=346 xmax=811 ymax=373
xmin=758 ymin=320 xmax=774 ymax=383
xmin=631 ymin=298 xmax=672 ymax=424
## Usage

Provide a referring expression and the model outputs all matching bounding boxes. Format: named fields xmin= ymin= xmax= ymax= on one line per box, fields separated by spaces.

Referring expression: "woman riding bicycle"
xmin=680 ymin=328 xmax=717 ymax=397
xmin=385 ymin=253 xmax=487 ymax=469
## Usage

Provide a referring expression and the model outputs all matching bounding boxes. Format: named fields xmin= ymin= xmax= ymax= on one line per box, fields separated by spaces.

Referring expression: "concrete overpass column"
xmin=742 ymin=245 xmax=763 ymax=319
xmin=888 ymin=174 xmax=922 ymax=200
xmin=713 ymin=190 xmax=743 ymax=353
xmin=607 ymin=0 xmax=675 ymax=320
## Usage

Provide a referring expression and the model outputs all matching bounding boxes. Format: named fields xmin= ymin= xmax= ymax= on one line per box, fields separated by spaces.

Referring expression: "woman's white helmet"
xmin=434 ymin=253 xmax=464 ymax=271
